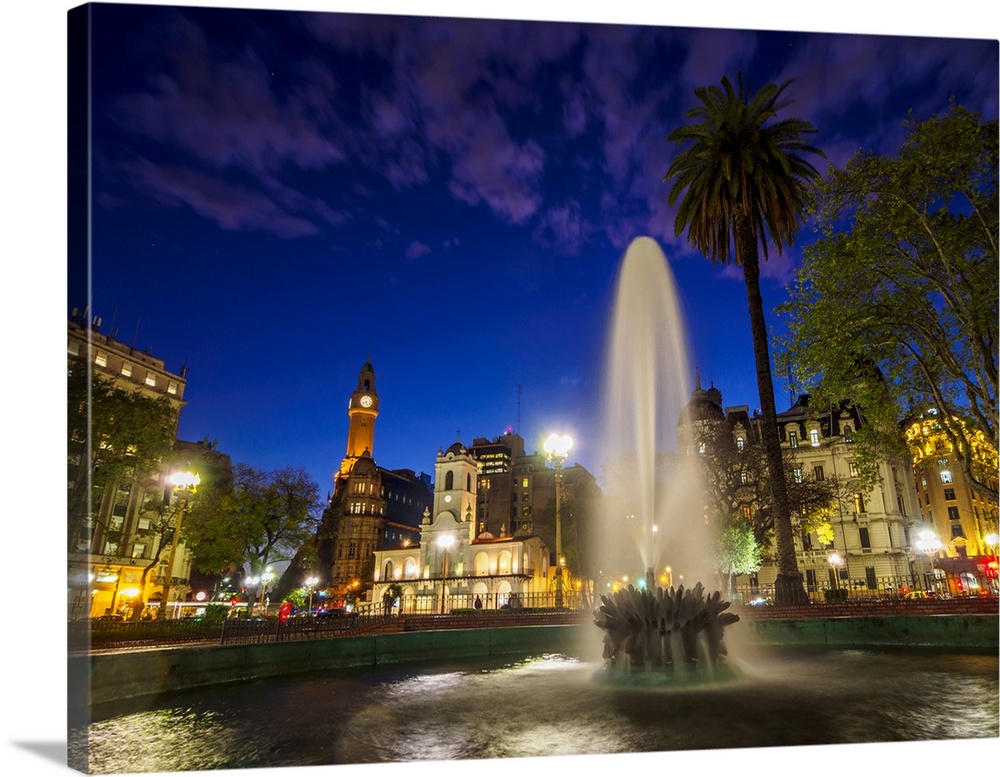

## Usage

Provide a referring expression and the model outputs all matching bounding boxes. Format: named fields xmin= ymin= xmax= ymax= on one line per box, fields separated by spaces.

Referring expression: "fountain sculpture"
xmin=594 ymin=237 xmax=740 ymax=678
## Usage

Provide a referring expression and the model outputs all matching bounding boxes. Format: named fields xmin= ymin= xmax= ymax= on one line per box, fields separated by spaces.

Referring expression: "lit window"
xmin=940 ymin=471 xmax=953 ymax=484
xmin=95 ymin=352 xmax=107 ymax=367
xmin=145 ymin=373 xmax=156 ymax=387
xmin=794 ymin=468 xmax=803 ymax=484
xmin=814 ymin=465 xmax=825 ymax=481
xmin=789 ymin=432 xmax=798 ymax=448
xmin=522 ymin=478 xmax=529 ymax=488
xmin=68 ymin=341 xmax=80 ymax=356
xmin=167 ymin=380 xmax=178 ymax=395
xmin=943 ymin=488 xmax=955 ymax=501
xmin=740 ymin=471 xmax=748 ymax=484
xmin=121 ymin=363 xmax=132 ymax=377
xmin=854 ymin=493 xmax=866 ymax=513
xmin=736 ymin=437 xmax=745 ymax=452
xmin=844 ymin=426 xmax=854 ymax=443
xmin=698 ymin=442 xmax=706 ymax=455
xmin=809 ymin=429 xmax=820 ymax=446
xmin=937 ymin=458 xmax=949 ymax=468
xmin=849 ymin=462 xmax=859 ymax=477
xmin=742 ymin=505 xmax=751 ymax=521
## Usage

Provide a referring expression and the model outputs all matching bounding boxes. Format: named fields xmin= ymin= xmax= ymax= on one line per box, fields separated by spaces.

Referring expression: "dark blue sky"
xmin=70 ymin=2 xmax=998 ymax=497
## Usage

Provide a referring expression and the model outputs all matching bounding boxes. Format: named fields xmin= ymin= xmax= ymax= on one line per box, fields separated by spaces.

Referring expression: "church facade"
xmin=369 ymin=440 xmax=553 ymax=613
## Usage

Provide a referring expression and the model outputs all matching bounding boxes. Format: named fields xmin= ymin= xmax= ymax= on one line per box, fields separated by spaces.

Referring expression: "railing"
xmin=731 ymin=570 xmax=998 ymax=605
xmin=69 ymin=617 xmax=226 ymax=652
xmin=362 ymin=589 xmax=589 ymax=615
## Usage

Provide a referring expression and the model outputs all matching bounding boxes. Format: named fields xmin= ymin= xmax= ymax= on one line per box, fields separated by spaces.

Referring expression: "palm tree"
xmin=663 ymin=73 xmax=823 ymax=605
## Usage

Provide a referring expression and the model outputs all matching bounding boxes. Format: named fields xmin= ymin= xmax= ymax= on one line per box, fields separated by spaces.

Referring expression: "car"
xmin=92 ymin=614 xmax=126 ymax=622
xmin=904 ymin=590 xmax=937 ymax=600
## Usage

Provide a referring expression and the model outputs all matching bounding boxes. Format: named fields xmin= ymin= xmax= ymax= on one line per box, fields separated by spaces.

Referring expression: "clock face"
xmin=444 ymin=494 xmax=452 ymax=503
xmin=359 ymin=395 xmax=373 ymax=408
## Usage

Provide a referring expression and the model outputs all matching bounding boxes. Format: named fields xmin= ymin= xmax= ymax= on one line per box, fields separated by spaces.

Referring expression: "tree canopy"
xmin=780 ymin=104 xmax=998 ymax=500
xmin=183 ymin=463 xmax=321 ymax=576
xmin=67 ymin=360 xmax=178 ymax=552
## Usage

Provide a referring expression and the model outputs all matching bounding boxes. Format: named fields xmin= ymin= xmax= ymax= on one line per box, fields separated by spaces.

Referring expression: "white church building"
xmin=369 ymin=440 xmax=553 ymax=613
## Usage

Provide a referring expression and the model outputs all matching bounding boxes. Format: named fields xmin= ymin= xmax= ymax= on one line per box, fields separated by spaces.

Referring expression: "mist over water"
xmin=599 ymin=237 xmax=714 ymax=590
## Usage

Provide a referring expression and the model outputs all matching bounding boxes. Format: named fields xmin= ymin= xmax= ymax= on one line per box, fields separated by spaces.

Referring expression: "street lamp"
xmin=158 ymin=470 xmax=201 ymax=619
xmin=437 ymin=535 xmax=454 ymax=614
xmin=544 ymin=432 xmax=573 ymax=608
xmin=828 ymin=552 xmax=843 ymax=590
xmin=305 ymin=576 xmax=319 ymax=615
xmin=259 ymin=567 xmax=275 ymax=613
xmin=915 ymin=529 xmax=943 ymax=593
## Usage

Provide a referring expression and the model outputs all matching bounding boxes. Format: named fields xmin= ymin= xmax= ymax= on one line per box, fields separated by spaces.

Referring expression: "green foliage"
xmin=202 ymin=604 xmax=229 ymax=621
xmin=781 ymin=104 xmax=998 ymax=499
xmin=713 ymin=520 xmax=763 ymax=579
xmin=823 ymin=588 xmax=849 ymax=603
xmin=67 ymin=360 xmax=178 ymax=551
xmin=183 ymin=463 xmax=321 ymax=575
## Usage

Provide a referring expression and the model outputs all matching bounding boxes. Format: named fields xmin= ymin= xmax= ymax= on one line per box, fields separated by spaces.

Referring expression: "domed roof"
xmin=678 ymin=373 xmax=724 ymax=425
xmin=445 ymin=440 xmax=466 ymax=456
xmin=350 ymin=451 xmax=378 ymax=476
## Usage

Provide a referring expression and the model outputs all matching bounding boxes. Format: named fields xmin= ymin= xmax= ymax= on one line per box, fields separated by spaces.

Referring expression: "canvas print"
xmin=63 ymin=1 xmax=997 ymax=775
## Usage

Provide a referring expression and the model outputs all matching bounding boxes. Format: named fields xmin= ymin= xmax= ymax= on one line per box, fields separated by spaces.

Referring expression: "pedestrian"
xmin=474 ymin=596 xmax=483 ymax=611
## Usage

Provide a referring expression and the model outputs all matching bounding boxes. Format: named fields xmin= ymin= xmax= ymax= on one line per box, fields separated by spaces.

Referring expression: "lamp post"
xmin=828 ymin=552 xmax=843 ymax=590
xmin=305 ymin=576 xmax=319 ymax=615
xmin=244 ymin=575 xmax=259 ymax=617
xmin=437 ymin=534 xmax=454 ymax=614
xmin=259 ymin=567 xmax=275 ymax=614
xmin=544 ymin=432 xmax=573 ymax=608
xmin=915 ymin=529 xmax=943 ymax=593
xmin=158 ymin=470 xmax=200 ymax=619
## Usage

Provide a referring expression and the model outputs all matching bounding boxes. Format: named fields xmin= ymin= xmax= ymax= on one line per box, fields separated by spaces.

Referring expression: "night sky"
xmin=7 ymin=2 xmax=999 ymax=776
xmin=67 ymin=2 xmax=998 ymax=496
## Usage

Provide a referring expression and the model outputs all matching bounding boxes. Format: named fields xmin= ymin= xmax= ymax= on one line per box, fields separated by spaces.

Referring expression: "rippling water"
xmin=70 ymin=647 xmax=999 ymax=774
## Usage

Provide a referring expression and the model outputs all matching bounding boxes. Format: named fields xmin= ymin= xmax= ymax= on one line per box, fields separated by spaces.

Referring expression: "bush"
xmin=202 ymin=604 xmax=229 ymax=621
xmin=823 ymin=588 xmax=849 ymax=603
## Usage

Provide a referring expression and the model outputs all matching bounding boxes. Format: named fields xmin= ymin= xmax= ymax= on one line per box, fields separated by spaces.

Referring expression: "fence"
xmin=732 ymin=569 xmax=998 ymax=605
xmin=361 ymin=589 xmax=588 ymax=615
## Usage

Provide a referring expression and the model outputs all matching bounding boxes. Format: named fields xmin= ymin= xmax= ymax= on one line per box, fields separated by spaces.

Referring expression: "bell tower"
xmin=340 ymin=360 xmax=380 ymax=476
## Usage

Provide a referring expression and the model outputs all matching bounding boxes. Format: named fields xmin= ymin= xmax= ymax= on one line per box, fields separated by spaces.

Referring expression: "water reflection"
xmin=72 ymin=649 xmax=998 ymax=774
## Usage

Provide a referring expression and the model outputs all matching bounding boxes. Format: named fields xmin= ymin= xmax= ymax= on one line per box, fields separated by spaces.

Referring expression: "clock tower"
xmin=340 ymin=360 xmax=380 ymax=476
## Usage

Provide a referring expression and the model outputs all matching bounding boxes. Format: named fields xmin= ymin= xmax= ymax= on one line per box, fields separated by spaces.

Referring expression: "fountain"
xmin=594 ymin=236 xmax=739 ymax=678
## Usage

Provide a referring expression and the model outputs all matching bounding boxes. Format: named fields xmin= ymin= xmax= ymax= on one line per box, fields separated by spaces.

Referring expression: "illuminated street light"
xmin=158 ymin=470 xmax=201 ymax=619
xmin=544 ymin=433 xmax=573 ymax=608
xmin=915 ymin=529 xmax=943 ymax=593
xmin=828 ymin=552 xmax=843 ymax=590
xmin=305 ymin=576 xmax=319 ymax=615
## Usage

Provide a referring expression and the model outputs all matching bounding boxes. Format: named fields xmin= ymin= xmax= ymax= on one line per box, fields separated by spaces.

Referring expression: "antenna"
xmin=132 ymin=318 xmax=142 ymax=349
xmin=517 ymin=384 xmax=522 ymax=434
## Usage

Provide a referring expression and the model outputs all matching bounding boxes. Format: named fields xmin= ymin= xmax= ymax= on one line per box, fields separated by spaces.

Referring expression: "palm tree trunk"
xmin=736 ymin=220 xmax=808 ymax=606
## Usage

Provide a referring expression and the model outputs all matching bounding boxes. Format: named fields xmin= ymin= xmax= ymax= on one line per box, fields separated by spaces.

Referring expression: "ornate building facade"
xmin=370 ymin=441 xmax=552 ymax=612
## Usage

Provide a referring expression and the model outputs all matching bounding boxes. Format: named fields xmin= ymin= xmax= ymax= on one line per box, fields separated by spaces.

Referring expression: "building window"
xmin=95 ymin=352 xmax=108 ymax=367
xmin=698 ymin=442 xmax=706 ymax=455
xmin=813 ymin=465 xmax=825 ymax=481
xmin=145 ymin=373 xmax=156 ymax=387
xmin=742 ymin=504 xmax=751 ymax=521
xmin=943 ymin=488 xmax=955 ymax=501
xmin=947 ymin=506 xmax=960 ymax=521
xmin=940 ymin=470 xmax=953 ymax=484
xmin=793 ymin=468 xmax=803 ymax=484
xmin=859 ymin=527 xmax=871 ymax=549
xmin=521 ymin=477 xmax=529 ymax=488
xmin=740 ymin=471 xmax=748 ymax=485
xmin=854 ymin=493 xmax=866 ymax=514
xmin=167 ymin=381 xmax=178 ymax=395
xmin=809 ymin=429 xmax=820 ymax=446
xmin=849 ymin=462 xmax=859 ymax=478
xmin=121 ymin=363 xmax=132 ymax=377
xmin=789 ymin=432 xmax=798 ymax=448
xmin=951 ymin=524 xmax=964 ymax=539
xmin=844 ymin=426 xmax=854 ymax=443
xmin=937 ymin=458 xmax=949 ymax=468
xmin=736 ymin=437 xmax=745 ymax=452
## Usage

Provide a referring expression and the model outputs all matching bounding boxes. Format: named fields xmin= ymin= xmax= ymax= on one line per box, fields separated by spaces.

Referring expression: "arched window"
xmin=383 ymin=560 xmax=393 ymax=581
xmin=466 ymin=473 xmax=472 ymax=491
xmin=445 ymin=471 xmax=454 ymax=490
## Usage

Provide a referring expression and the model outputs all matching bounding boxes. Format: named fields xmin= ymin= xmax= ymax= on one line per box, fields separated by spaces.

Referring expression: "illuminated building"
xmin=905 ymin=409 xmax=999 ymax=591
xmin=66 ymin=312 xmax=232 ymax=618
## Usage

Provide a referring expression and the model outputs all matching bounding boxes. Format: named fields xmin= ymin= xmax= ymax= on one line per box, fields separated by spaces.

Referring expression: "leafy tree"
xmin=713 ymin=520 xmax=762 ymax=593
xmin=691 ymin=418 xmax=844 ymax=551
xmin=780 ymin=104 xmax=998 ymax=502
xmin=67 ymin=359 xmax=178 ymax=552
xmin=664 ymin=73 xmax=824 ymax=604
xmin=183 ymin=464 xmax=321 ymax=577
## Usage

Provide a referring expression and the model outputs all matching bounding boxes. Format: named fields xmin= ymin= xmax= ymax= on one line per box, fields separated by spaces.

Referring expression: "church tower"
xmin=340 ymin=360 xmax=380 ymax=476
